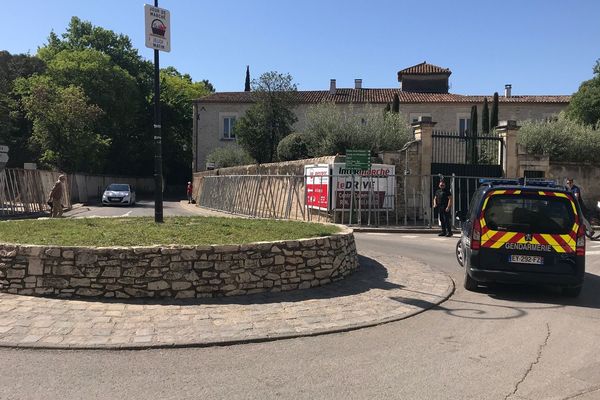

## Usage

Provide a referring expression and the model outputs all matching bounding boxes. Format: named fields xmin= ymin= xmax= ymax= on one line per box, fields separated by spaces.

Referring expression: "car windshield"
xmin=483 ymin=194 xmax=575 ymax=234
xmin=106 ymin=184 xmax=130 ymax=192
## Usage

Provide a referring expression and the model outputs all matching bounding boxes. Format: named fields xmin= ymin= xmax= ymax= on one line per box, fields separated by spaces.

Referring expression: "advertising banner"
xmin=304 ymin=164 xmax=330 ymax=211
xmin=331 ymin=163 xmax=396 ymax=210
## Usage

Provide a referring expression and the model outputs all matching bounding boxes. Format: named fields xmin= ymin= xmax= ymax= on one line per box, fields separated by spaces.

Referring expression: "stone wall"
xmin=0 ymin=229 xmax=358 ymax=299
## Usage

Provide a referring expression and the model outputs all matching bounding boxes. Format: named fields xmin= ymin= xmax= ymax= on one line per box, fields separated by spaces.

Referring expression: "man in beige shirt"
xmin=48 ymin=175 xmax=66 ymax=218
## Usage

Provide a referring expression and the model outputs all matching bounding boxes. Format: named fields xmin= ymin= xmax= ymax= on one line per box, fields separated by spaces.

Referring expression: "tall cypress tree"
xmin=244 ymin=65 xmax=251 ymax=92
xmin=392 ymin=93 xmax=400 ymax=113
xmin=482 ymin=97 xmax=490 ymax=134
xmin=468 ymin=105 xmax=478 ymax=164
xmin=490 ymin=92 xmax=499 ymax=130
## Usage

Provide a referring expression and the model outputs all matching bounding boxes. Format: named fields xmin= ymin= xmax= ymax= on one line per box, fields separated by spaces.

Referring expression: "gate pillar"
xmin=497 ymin=120 xmax=520 ymax=178
xmin=412 ymin=116 xmax=437 ymax=177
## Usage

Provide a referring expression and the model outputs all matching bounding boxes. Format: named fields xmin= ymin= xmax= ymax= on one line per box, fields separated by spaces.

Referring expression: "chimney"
xmin=504 ymin=84 xmax=512 ymax=98
xmin=329 ymin=79 xmax=336 ymax=95
xmin=354 ymin=79 xmax=362 ymax=89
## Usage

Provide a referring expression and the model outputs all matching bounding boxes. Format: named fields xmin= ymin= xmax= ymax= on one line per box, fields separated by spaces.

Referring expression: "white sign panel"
xmin=331 ymin=163 xmax=396 ymax=211
xmin=145 ymin=4 xmax=171 ymax=52
xmin=0 ymin=153 xmax=8 ymax=163
xmin=304 ymin=164 xmax=330 ymax=211
xmin=0 ymin=145 xmax=9 ymax=153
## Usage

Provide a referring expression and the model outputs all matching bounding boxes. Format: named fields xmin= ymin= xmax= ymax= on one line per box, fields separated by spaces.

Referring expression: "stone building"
xmin=192 ymin=62 xmax=570 ymax=171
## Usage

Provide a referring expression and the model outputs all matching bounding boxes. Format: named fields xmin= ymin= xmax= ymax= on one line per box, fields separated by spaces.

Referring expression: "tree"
xmin=244 ymin=65 xmax=250 ymax=92
xmin=469 ymin=105 xmax=478 ymax=135
xmin=277 ymin=132 xmax=311 ymax=161
xmin=567 ymin=59 xmax=600 ymax=126
xmin=519 ymin=112 xmax=600 ymax=163
xmin=17 ymin=75 xmax=109 ymax=172
xmin=392 ymin=93 xmax=400 ymax=113
xmin=303 ymin=103 xmax=411 ymax=156
xmin=235 ymin=71 xmax=298 ymax=163
xmin=490 ymin=92 xmax=499 ymax=129
xmin=0 ymin=51 xmax=46 ymax=167
xmin=159 ymin=67 xmax=214 ymax=184
xmin=482 ymin=97 xmax=490 ymax=134
xmin=468 ymin=105 xmax=478 ymax=164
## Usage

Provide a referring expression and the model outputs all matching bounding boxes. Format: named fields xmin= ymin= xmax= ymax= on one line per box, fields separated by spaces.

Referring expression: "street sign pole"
xmin=153 ymin=0 xmax=163 ymax=223
xmin=145 ymin=0 xmax=170 ymax=223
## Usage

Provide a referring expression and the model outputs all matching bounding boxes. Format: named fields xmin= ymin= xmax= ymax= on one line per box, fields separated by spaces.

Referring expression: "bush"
xmin=304 ymin=102 xmax=412 ymax=156
xmin=277 ymin=133 xmax=311 ymax=161
xmin=518 ymin=113 xmax=600 ymax=162
xmin=206 ymin=146 xmax=254 ymax=168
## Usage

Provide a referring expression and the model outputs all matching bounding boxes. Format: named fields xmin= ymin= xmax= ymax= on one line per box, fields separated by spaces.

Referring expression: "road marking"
xmin=432 ymin=238 xmax=451 ymax=241
xmin=120 ymin=211 xmax=132 ymax=217
xmin=401 ymin=235 xmax=419 ymax=239
xmin=586 ymin=250 xmax=600 ymax=255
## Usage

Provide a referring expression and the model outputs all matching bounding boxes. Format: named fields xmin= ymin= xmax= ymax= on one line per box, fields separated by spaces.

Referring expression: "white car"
xmin=101 ymin=183 xmax=136 ymax=206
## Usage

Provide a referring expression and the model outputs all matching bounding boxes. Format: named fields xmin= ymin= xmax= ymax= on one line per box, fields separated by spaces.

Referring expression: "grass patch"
xmin=0 ymin=217 xmax=340 ymax=247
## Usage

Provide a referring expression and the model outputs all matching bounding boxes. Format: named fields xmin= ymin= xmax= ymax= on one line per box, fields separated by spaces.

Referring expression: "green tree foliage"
xmin=0 ymin=51 xmax=46 ymax=167
xmin=392 ymin=93 xmax=400 ymax=113
xmin=236 ymin=72 xmax=297 ymax=163
xmin=469 ymin=105 xmax=478 ymax=135
xmin=482 ymin=97 xmax=490 ymax=134
xmin=490 ymin=92 xmax=499 ymax=129
xmin=567 ymin=59 xmax=600 ymax=126
xmin=2 ymin=17 xmax=214 ymax=185
xmin=303 ymin=103 xmax=412 ymax=157
xmin=160 ymin=67 xmax=213 ymax=183
xmin=277 ymin=133 xmax=311 ymax=161
xmin=206 ymin=146 xmax=254 ymax=168
xmin=518 ymin=113 xmax=600 ymax=163
xmin=16 ymin=75 xmax=110 ymax=172
xmin=244 ymin=65 xmax=250 ymax=92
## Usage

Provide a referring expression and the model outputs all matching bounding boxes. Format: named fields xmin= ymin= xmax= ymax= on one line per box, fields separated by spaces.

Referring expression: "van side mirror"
xmin=456 ymin=210 xmax=467 ymax=222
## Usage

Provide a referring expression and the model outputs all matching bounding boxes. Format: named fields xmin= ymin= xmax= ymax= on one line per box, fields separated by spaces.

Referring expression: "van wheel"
xmin=464 ymin=270 xmax=478 ymax=291
xmin=562 ymin=286 xmax=582 ymax=297
xmin=455 ymin=240 xmax=464 ymax=267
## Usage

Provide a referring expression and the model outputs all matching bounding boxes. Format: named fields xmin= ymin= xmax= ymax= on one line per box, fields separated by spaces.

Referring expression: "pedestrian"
xmin=433 ymin=179 xmax=453 ymax=237
xmin=48 ymin=175 xmax=66 ymax=218
xmin=187 ymin=181 xmax=193 ymax=204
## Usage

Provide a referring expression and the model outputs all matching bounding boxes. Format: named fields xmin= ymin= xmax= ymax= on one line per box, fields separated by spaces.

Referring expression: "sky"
xmin=4 ymin=0 xmax=600 ymax=95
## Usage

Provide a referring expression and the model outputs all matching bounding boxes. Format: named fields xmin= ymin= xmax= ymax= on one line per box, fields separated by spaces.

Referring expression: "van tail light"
xmin=471 ymin=218 xmax=481 ymax=250
xmin=576 ymin=223 xmax=585 ymax=256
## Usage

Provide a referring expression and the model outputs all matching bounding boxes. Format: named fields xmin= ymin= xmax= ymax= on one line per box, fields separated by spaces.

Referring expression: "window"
xmin=457 ymin=113 xmax=471 ymax=136
xmin=222 ymin=116 xmax=236 ymax=139
xmin=484 ymin=195 xmax=574 ymax=234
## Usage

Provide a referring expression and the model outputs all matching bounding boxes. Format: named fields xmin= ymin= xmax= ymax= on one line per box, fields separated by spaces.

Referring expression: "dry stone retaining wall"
xmin=0 ymin=229 xmax=357 ymax=299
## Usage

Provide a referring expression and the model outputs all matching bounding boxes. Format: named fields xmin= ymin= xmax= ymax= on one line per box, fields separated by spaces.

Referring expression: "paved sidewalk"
xmin=0 ymin=251 xmax=454 ymax=350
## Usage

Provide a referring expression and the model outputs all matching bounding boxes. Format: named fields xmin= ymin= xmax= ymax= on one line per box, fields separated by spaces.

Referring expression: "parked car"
xmin=456 ymin=178 xmax=585 ymax=297
xmin=101 ymin=183 xmax=136 ymax=206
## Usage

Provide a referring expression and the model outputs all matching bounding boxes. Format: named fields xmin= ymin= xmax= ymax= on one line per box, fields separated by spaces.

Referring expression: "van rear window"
xmin=483 ymin=195 xmax=575 ymax=234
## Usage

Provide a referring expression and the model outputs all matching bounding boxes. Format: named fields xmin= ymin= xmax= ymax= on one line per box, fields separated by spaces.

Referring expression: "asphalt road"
xmin=1 ymin=230 xmax=600 ymax=400
xmin=65 ymin=198 xmax=201 ymax=218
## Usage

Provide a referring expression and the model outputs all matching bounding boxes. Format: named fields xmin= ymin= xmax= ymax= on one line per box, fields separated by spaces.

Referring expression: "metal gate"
xmin=431 ymin=130 xmax=504 ymax=222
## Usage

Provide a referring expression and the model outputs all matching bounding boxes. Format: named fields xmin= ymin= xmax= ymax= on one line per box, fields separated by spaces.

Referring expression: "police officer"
xmin=566 ymin=178 xmax=592 ymax=234
xmin=433 ymin=179 xmax=453 ymax=237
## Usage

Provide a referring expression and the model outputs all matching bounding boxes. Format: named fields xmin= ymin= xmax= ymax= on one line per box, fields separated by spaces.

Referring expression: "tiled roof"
xmin=398 ymin=62 xmax=452 ymax=78
xmin=194 ymin=89 xmax=570 ymax=105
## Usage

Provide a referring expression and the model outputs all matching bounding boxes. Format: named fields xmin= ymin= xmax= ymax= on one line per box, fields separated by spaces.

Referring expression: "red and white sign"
xmin=304 ymin=164 xmax=330 ymax=211
xmin=331 ymin=163 xmax=396 ymax=210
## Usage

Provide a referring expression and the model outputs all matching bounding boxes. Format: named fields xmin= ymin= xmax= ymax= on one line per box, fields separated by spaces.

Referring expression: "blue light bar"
xmin=478 ymin=178 xmax=559 ymax=187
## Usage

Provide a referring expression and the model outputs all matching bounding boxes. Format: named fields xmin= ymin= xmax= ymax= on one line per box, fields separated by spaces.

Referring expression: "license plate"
xmin=509 ymin=255 xmax=543 ymax=265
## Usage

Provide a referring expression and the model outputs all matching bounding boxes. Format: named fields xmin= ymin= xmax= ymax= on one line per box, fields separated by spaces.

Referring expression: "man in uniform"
xmin=48 ymin=175 xmax=66 ymax=218
xmin=433 ymin=179 xmax=453 ymax=237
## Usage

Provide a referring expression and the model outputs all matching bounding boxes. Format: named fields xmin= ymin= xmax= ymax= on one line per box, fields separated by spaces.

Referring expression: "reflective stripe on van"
xmin=479 ymin=190 xmax=580 ymax=254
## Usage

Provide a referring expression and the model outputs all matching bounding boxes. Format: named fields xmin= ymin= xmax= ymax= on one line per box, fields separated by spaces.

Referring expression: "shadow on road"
xmin=37 ymin=255 xmax=401 ymax=306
